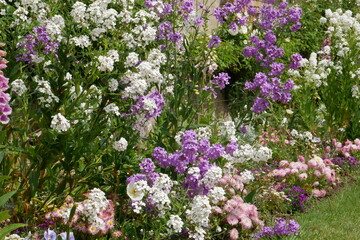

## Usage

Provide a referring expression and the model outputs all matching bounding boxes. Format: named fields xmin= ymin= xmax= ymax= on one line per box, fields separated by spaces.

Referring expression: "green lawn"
xmin=287 ymin=176 xmax=360 ymax=240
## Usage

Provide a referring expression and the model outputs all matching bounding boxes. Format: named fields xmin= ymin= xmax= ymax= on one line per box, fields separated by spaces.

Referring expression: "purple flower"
xmin=210 ymin=72 xmax=230 ymax=90
xmin=43 ymin=228 xmax=57 ymax=240
xmin=203 ymin=86 xmax=217 ymax=98
xmin=290 ymin=22 xmax=302 ymax=32
xmin=289 ymin=53 xmax=303 ymax=70
xmin=59 ymin=232 xmax=75 ymax=240
xmin=206 ymin=143 xmax=225 ymax=159
xmin=207 ymin=36 xmax=221 ymax=48
xmin=251 ymin=97 xmax=270 ymax=113
xmin=140 ymin=158 xmax=155 ymax=175
xmin=198 ymin=139 xmax=210 ymax=154
xmin=126 ymin=174 xmax=146 ymax=184
xmin=152 ymin=147 xmax=169 ymax=168
xmin=269 ymin=62 xmax=285 ymax=76
xmin=226 ymin=140 xmax=238 ymax=154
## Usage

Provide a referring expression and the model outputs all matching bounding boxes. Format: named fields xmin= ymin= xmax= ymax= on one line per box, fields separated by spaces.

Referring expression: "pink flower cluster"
xmin=325 ymin=138 xmax=360 ymax=158
xmin=219 ymin=175 xmax=246 ymax=196
xmin=46 ymin=188 xmax=115 ymax=236
xmin=271 ymin=155 xmax=339 ymax=198
xmin=216 ymin=195 xmax=263 ymax=240
xmin=0 ymin=43 xmax=12 ymax=124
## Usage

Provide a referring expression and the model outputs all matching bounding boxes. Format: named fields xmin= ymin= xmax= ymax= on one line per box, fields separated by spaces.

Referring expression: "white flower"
xmin=240 ymin=169 xmax=255 ymax=184
xmin=127 ymin=181 xmax=147 ymax=201
xmin=108 ymin=78 xmax=118 ymax=92
xmin=113 ymin=137 xmax=128 ymax=151
xmin=167 ymin=215 xmax=184 ymax=234
xmin=50 ymin=113 xmax=71 ymax=132
xmin=125 ymin=52 xmax=139 ymax=68
xmin=97 ymin=56 xmax=114 ymax=71
xmin=11 ymin=79 xmax=27 ymax=96
xmin=70 ymin=35 xmax=91 ymax=48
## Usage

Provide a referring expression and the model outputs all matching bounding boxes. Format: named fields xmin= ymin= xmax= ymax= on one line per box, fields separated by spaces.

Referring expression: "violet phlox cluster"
xmin=277 ymin=184 xmax=308 ymax=211
xmin=45 ymin=188 xmax=115 ymax=236
xmin=0 ymin=44 xmax=11 ymax=124
xmin=252 ymin=217 xmax=300 ymax=239
xmin=16 ymin=25 xmax=59 ymax=64
xmin=126 ymin=130 xmax=243 ymax=239
xmin=213 ymin=0 xmax=252 ymax=25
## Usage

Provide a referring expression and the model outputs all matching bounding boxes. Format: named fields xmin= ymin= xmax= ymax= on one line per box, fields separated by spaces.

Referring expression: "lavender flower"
xmin=252 ymin=218 xmax=300 ymax=239
xmin=210 ymin=72 xmax=230 ymax=90
xmin=207 ymin=36 xmax=221 ymax=48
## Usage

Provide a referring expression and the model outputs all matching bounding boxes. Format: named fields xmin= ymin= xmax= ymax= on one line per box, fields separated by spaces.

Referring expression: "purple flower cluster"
xmin=213 ymin=0 xmax=252 ymax=24
xmin=331 ymin=156 xmax=359 ymax=168
xmin=252 ymin=218 xmax=300 ymax=239
xmin=210 ymin=72 xmax=230 ymax=90
xmin=241 ymin=2 xmax=303 ymax=113
xmin=0 ymin=44 xmax=11 ymax=124
xmin=128 ymin=130 xmax=230 ymax=198
xmin=145 ymin=0 xmax=173 ymax=18
xmin=157 ymin=21 xmax=183 ymax=47
xmin=16 ymin=26 xmax=59 ymax=64
xmin=207 ymin=36 xmax=221 ymax=49
xmin=127 ymin=90 xmax=165 ymax=119
xmin=278 ymin=184 xmax=308 ymax=211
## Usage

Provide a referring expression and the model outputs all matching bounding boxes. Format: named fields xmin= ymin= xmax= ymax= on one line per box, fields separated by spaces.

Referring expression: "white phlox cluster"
xmin=34 ymin=76 xmax=59 ymax=107
xmin=45 ymin=15 xmax=65 ymax=42
xmin=218 ymin=120 xmax=238 ymax=141
xmin=50 ymin=113 xmax=71 ymax=132
xmin=224 ymin=144 xmax=272 ymax=163
xmin=11 ymin=79 xmax=27 ymax=96
xmin=12 ymin=0 xmax=49 ymax=26
xmin=97 ymin=50 xmax=119 ymax=72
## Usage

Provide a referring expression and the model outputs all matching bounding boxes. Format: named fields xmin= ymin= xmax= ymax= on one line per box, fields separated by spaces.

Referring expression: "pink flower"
xmin=279 ymin=160 xmax=289 ymax=168
xmin=313 ymin=181 xmax=320 ymax=187
xmin=314 ymin=170 xmax=322 ymax=178
xmin=299 ymin=173 xmax=308 ymax=181
xmin=312 ymin=189 xmax=326 ymax=198
xmin=227 ymin=215 xmax=239 ymax=225
xmin=229 ymin=228 xmax=239 ymax=240
xmin=308 ymin=159 xmax=318 ymax=169
xmin=240 ymin=215 xmax=252 ymax=229
xmin=297 ymin=155 xmax=306 ymax=163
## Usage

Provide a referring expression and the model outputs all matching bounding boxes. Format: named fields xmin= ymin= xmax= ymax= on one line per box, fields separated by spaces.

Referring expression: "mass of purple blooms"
xmin=252 ymin=217 xmax=300 ymax=239
xmin=331 ymin=156 xmax=359 ymax=168
xmin=278 ymin=184 xmax=308 ymax=212
xmin=16 ymin=26 xmax=59 ymax=64
xmin=126 ymin=90 xmax=165 ymax=119
xmin=210 ymin=72 xmax=231 ymax=90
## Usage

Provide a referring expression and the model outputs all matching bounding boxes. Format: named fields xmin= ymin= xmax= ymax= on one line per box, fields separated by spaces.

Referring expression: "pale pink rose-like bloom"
xmin=299 ymin=173 xmax=308 ymax=181
xmin=299 ymin=163 xmax=308 ymax=172
xmin=313 ymin=181 xmax=320 ymax=187
xmin=279 ymin=160 xmax=289 ymax=168
xmin=312 ymin=189 xmax=326 ymax=198
xmin=240 ymin=215 xmax=253 ymax=229
xmin=290 ymin=168 xmax=299 ymax=175
xmin=308 ymin=159 xmax=318 ymax=169
xmin=325 ymin=146 xmax=331 ymax=152
xmin=298 ymin=155 xmax=306 ymax=163
xmin=314 ymin=170 xmax=322 ymax=178
xmin=213 ymin=206 xmax=223 ymax=214
xmin=323 ymin=158 xmax=332 ymax=166
xmin=227 ymin=215 xmax=239 ymax=225
xmin=229 ymin=228 xmax=239 ymax=240
xmin=354 ymin=138 xmax=360 ymax=146
xmin=228 ymin=187 xmax=236 ymax=195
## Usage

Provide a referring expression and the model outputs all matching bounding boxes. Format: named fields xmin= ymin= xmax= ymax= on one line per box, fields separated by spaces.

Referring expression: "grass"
xmin=285 ymin=174 xmax=360 ymax=240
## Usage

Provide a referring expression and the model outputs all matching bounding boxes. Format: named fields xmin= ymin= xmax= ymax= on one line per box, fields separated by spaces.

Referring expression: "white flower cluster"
xmin=218 ymin=120 xmax=237 ymax=141
xmin=12 ymin=0 xmax=49 ymax=26
xmin=185 ymin=195 xmax=212 ymax=240
xmin=50 ymin=113 xmax=71 ymax=132
xmin=258 ymin=187 xmax=290 ymax=202
xmin=119 ymin=4 xmax=159 ymax=48
xmin=104 ymin=102 xmax=120 ymax=116
xmin=239 ymin=169 xmax=255 ymax=184
xmin=45 ymin=15 xmax=65 ymax=42
xmin=11 ymin=79 xmax=27 ymax=96
xmin=290 ymin=129 xmax=320 ymax=143
xmin=70 ymin=35 xmax=92 ymax=48
xmin=200 ymin=166 xmax=222 ymax=187
xmin=113 ymin=137 xmax=128 ymax=151
xmin=208 ymin=186 xmax=226 ymax=204
xmin=71 ymin=0 xmax=119 ymax=40
xmin=195 ymin=127 xmax=212 ymax=140
xmin=352 ymin=85 xmax=360 ymax=99
xmin=299 ymin=52 xmax=332 ymax=87
xmin=5 ymin=234 xmax=25 ymax=240
xmin=224 ymin=144 xmax=272 ymax=163
xmin=34 ymin=76 xmax=59 ymax=107
xmin=97 ymin=50 xmax=119 ymax=72
xmin=122 ymin=49 xmax=166 ymax=99
xmin=166 ymin=215 xmax=184 ymax=234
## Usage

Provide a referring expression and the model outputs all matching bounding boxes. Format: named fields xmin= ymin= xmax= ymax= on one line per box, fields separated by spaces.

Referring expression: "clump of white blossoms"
xmin=50 ymin=113 xmax=71 ymax=132
xmin=70 ymin=35 xmax=91 ymax=48
xmin=113 ymin=137 xmax=128 ymax=151
xmin=108 ymin=78 xmax=118 ymax=92
xmin=223 ymin=144 xmax=273 ymax=163
xmin=240 ymin=169 xmax=255 ymax=184
xmin=97 ymin=49 xmax=120 ymax=72
xmin=34 ymin=76 xmax=59 ymax=107
xmin=45 ymin=14 xmax=65 ymax=42
xmin=11 ymin=79 xmax=27 ymax=96
xmin=218 ymin=120 xmax=238 ymax=141
xmin=167 ymin=215 xmax=184 ymax=234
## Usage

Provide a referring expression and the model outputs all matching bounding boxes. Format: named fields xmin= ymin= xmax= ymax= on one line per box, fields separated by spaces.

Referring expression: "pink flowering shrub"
xmin=46 ymin=188 xmax=115 ymax=236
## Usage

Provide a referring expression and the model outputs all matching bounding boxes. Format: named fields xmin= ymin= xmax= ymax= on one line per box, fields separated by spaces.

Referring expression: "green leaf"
xmin=244 ymin=190 xmax=257 ymax=204
xmin=0 ymin=152 xmax=4 ymax=165
xmin=0 ymin=190 xmax=16 ymax=208
xmin=0 ymin=211 xmax=10 ymax=222
xmin=0 ymin=223 xmax=27 ymax=240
